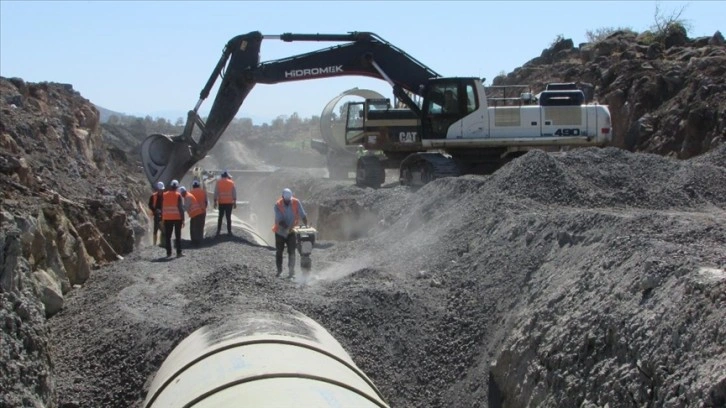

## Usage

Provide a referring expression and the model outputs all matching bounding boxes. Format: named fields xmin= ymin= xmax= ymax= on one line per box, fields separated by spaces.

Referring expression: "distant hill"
xmin=94 ymin=104 xmax=127 ymax=123
xmin=129 ymin=109 xmax=277 ymax=126
xmin=94 ymin=105 xmax=276 ymax=126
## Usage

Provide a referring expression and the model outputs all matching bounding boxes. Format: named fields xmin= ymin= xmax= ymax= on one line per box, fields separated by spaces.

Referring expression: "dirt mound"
xmin=492 ymin=147 xmax=726 ymax=209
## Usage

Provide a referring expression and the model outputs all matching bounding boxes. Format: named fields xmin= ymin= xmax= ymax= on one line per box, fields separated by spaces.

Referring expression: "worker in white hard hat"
xmin=147 ymin=181 xmax=165 ymax=246
xmin=214 ymin=171 xmax=236 ymax=236
xmin=272 ymin=188 xmax=308 ymax=279
xmin=155 ymin=179 xmax=185 ymax=258
xmin=179 ymin=186 xmax=204 ymax=246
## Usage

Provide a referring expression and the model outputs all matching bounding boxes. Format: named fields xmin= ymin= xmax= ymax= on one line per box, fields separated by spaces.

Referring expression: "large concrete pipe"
xmin=142 ymin=310 xmax=390 ymax=408
xmin=204 ymin=207 xmax=269 ymax=247
xmin=196 ymin=175 xmax=270 ymax=247
xmin=319 ymin=88 xmax=386 ymax=152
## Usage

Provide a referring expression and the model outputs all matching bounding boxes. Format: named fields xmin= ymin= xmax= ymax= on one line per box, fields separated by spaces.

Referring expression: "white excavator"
xmin=140 ymin=31 xmax=612 ymax=189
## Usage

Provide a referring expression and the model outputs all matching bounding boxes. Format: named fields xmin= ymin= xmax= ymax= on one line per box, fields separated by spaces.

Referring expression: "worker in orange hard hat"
xmin=214 ymin=171 xmax=236 ymax=236
xmin=272 ymin=188 xmax=308 ymax=279
xmin=155 ymin=179 xmax=185 ymax=258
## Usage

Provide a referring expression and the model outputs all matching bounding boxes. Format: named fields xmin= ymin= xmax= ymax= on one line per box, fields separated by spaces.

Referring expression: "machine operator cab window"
xmin=427 ymin=85 xmax=459 ymax=115
xmin=345 ymin=102 xmax=365 ymax=130
xmin=423 ymin=79 xmax=478 ymax=139
xmin=443 ymin=90 xmax=458 ymax=114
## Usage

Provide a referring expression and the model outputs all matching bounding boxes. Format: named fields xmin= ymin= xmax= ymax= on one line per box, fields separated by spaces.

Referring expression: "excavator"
xmin=140 ymin=31 xmax=612 ymax=189
xmin=312 ymin=88 xmax=387 ymax=180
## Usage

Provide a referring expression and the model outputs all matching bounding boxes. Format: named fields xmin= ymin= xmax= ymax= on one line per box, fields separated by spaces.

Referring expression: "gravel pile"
xmin=48 ymin=147 xmax=726 ymax=407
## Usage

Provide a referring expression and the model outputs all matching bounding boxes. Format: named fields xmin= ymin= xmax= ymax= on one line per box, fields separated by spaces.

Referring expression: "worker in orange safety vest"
xmin=214 ymin=171 xmax=236 ymax=236
xmin=272 ymin=188 xmax=308 ymax=279
xmin=179 ymin=186 xmax=205 ymax=246
xmin=155 ymin=179 xmax=185 ymax=258
xmin=188 ymin=180 xmax=208 ymax=245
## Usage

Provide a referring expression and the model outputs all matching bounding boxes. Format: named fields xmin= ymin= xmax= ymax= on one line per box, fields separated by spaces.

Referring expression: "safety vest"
xmin=162 ymin=191 xmax=182 ymax=221
xmin=216 ymin=178 xmax=235 ymax=204
xmin=189 ymin=188 xmax=207 ymax=210
xmin=272 ymin=197 xmax=300 ymax=232
xmin=184 ymin=193 xmax=204 ymax=218
xmin=148 ymin=192 xmax=161 ymax=216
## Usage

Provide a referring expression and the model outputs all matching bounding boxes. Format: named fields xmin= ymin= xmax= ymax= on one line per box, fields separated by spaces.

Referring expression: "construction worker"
xmin=189 ymin=180 xmax=208 ymax=244
xmin=214 ymin=171 xmax=236 ymax=236
xmin=179 ymin=186 xmax=204 ymax=246
xmin=272 ymin=188 xmax=308 ymax=279
xmin=147 ymin=181 xmax=165 ymax=246
xmin=156 ymin=179 xmax=185 ymax=258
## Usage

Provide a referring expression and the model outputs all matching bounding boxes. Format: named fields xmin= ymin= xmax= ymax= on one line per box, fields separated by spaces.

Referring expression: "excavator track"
xmin=399 ymin=152 xmax=460 ymax=187
xmin=355 ymin=156 xmax=386 ymax=189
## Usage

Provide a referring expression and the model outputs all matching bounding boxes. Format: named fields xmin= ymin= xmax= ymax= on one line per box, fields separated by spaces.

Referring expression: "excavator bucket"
xmin=139 ymin=32 xmax=264 ymax=188
xmin=140 ymin=133 xmax=195 ymax=188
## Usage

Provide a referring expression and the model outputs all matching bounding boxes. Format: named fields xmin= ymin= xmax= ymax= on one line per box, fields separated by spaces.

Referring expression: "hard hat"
xmin=192 ymin=180 xmax=200 ymax=187
xmin=170 ymin=179 xmax=179 ymax=187
xmin=179 ymin=186 xmax=187 ymax=193
xmin=282 ymin=188 xmax=293 ymax=200
xmin=156 ymin=181 xmax=164 ymax=190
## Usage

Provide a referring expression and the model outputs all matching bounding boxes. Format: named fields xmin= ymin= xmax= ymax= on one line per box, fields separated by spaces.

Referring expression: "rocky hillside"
xmin=0 ymin=77 xmax=150 ymax=406
xmin=495 ymin=29 xmax=725 ymax=158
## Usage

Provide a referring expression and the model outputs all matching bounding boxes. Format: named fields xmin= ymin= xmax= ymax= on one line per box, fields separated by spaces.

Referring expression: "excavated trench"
xmin=44 ymin=146 xmax=726 ymax=408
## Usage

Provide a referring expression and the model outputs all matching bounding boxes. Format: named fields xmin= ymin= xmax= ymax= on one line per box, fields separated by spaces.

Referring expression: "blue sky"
xmin=1 ymin=1 xmax=723 ymax=124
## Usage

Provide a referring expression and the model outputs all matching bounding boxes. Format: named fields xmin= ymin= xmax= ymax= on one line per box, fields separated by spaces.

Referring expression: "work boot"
xmin=288 ymin=268 xmax=295 ymax=280
xmin=276 ymin=269 xmax=282 ymax=278
xmin=153 ymin=234 xmax=157 ymax=246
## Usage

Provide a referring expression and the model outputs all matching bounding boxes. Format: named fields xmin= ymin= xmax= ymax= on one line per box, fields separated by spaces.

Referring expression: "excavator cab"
xmin=421 ymin=78 xmax=479 ymax=139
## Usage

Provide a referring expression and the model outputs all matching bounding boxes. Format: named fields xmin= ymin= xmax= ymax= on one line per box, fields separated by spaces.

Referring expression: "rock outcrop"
xmin=1 ymin=77 xmax=150 ymax=407
xmin=495 ymin=30 xmax=725 ymax=159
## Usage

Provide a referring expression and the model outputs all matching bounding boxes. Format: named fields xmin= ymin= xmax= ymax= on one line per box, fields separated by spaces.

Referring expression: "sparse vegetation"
xmin=650 ymin=1 xmax=691 ymax=36
xmin=585 ymin=26 xmax=636 ymax=43
xmin=549 ymin=34 xmax=565 ymax=48
xmin=584 ymin=3 xmax=691 ymax=45
xmin=104 ymin=112 xmax=321 ymax=146
xmin=639 ymin=1 xmax=691 ymax=45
